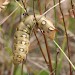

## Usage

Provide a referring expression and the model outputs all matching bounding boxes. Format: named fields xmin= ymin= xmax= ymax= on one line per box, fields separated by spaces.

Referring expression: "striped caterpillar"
xmin=13 ymin=15 xmax=56 ymax=64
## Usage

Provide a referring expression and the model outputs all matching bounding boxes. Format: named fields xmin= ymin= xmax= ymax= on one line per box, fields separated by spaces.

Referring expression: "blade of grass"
xmin=15 ymin=0 xmax=26 ymax=12
xmin=0 ymin=7 xmax=18 ymax=25
xmin=56 ymin=37 xmax=67 ymax=75
xmin=53 ymin=0 xmax=58 ymax=74
xmin=15 ymin=0 xmax=65 ymax=20
xmin=59 ymin=0 xmax=72 ymax=74
xmin=53 ymin=40 xmax=75 ymax=70
xmin=39 ymin=0 xmax=65 ymax=20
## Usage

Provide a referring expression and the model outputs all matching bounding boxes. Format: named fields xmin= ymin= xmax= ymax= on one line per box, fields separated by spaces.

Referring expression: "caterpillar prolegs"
xmin=13 ymin=15 xmax=56 ymax=64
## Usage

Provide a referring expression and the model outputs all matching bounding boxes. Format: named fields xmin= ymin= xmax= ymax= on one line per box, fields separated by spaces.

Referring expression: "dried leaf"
xmin=0 ymin=0 xmax=9 ymax=12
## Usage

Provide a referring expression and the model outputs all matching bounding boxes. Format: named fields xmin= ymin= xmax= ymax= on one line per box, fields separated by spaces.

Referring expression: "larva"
xmin=13 ymin=15 xmax=36 ymax=64
xmin=13 ymin=15 xmax=56 ymax=64
xmin=36 ymin=15 xmax=56 ymax=40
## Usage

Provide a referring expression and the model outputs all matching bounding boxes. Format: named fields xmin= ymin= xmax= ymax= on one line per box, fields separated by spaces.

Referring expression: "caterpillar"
xmin=13 ymin=15 xmax=56 ymax=64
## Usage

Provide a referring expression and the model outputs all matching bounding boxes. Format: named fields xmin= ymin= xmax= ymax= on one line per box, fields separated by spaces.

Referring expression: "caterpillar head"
xmin=37 ymin=16 xmax=56 ymax=40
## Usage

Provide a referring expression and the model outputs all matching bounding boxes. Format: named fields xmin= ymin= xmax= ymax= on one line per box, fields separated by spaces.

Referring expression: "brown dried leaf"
xmin=0 ymin=0 xmax=9 ymax=12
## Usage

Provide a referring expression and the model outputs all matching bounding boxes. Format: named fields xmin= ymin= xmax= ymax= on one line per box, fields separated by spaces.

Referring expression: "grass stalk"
xmin=57 ymin=37 xmax=67 ymax=75
xmin=21 ymin=63 xmax=23 ymax=75
xmin=53 ymin=0 xmax=58 ymax=74
xmin=53 ymin=40 xmax=75 ymax=70
xmin=59 ymin=0 xmax=72 ymax=74
xmin=39 ymin=0 xmax=65 ymax=20
xmin=13 ymin=65 xmax=18 ymax=75
xmin=71 ymin=0 xmax=75 ymax=18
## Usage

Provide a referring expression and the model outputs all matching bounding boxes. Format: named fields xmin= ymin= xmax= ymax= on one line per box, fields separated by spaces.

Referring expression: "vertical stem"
xmin=37 ymin=0 xmax=53 ymax=74
xmin=21 ymin=63 xmax=23 ymax=75
xmin=53 ymin=0 xmax=58 ymax=74
xmin=45 ymin=0 xmax=54 ymax=74
xmin=33 ymin=30 xmax=48 ymax=64
xmin=71 ymin=0 xmax=75 ymax=18
xmin=45 ymin=0 xmax=47 ymax=17
xmin=43 ymin=33 xmax=54 ymax=75
xmin=38 ymin=0 xmax=42 ymax=14
xmin=33 ymin=0 xmax=48 ymax=64
xmin=13 ymin=65 xmax=18 ymax=75
xmin=59 ymin=0 xmax=72 ymax=75
xmin=21 ymin=0 xmax=27 ymax=13
xmin=55 ymin=51 xmax=58 ymax=75
xmin=53 ymin=0 xmax=57 ymax=25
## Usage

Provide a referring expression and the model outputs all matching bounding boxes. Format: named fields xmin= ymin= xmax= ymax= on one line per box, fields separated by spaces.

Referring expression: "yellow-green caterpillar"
xmin=13 ymin=15 xmax=56 ymax=64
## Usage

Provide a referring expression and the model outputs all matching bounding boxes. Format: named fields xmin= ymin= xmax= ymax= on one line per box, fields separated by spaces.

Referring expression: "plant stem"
xmin=53 ymin=40 xmax=75 ymax=70
xmin=33 ymin=0 xmax=48 ymax=64
xmin=53 ymin=0 xmax=58 ymax=74
xmin=43 ymin=33 xmax=54 ymax=75
xmin=33 ymin=30 xmax=48 ymax=64
xmin=37 ymin=0 xmax=53 ymax=74
xmin=38 ymin=0 xmax=42 ymax=14
xmin=71 ymin=0 xmax=75 ymax=18
xmin=59 ymin=0 xmax=72 ymax=75
xmin=21 ymin=63 xmax=23 ymax=75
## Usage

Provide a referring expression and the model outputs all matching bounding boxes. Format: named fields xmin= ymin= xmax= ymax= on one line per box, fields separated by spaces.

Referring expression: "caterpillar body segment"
xmin=13 ymin=15 xmax=36 ymax=64
xmin=36 ymin=15 xmax=56 ymax=40
xmin=13 ymin=15 xmax=56 ymax=64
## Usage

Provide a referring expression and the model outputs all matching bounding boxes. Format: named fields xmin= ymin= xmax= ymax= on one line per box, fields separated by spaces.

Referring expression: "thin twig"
xmin=37 ymin=0 xmax=53 ymax=74
xmin=59 ymin=0 xmax=72 ymax=75
xmin=38 ymin=0 xmax=42 ymax=14
xmin=38 ymin=0 xmax=65 ymax=20
xmin=45 ymin=0 xmax=47 ymax=17
xmin=0 ymin=7 xmax=18 ymax=25
xmin=71 ymin=0 xmax=75 ymax=18
xmin=15 ymin=0 xmax=65 ymax=20
xmin=33 ymin=0 xmax=48 ymax=64
xmin=43 ymin=33 xmax=54 ymax=75
xmin=33 ymin=30 xmax=48 ymax=64
xmin=21 ymin=0 xmax=27 ymax=13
